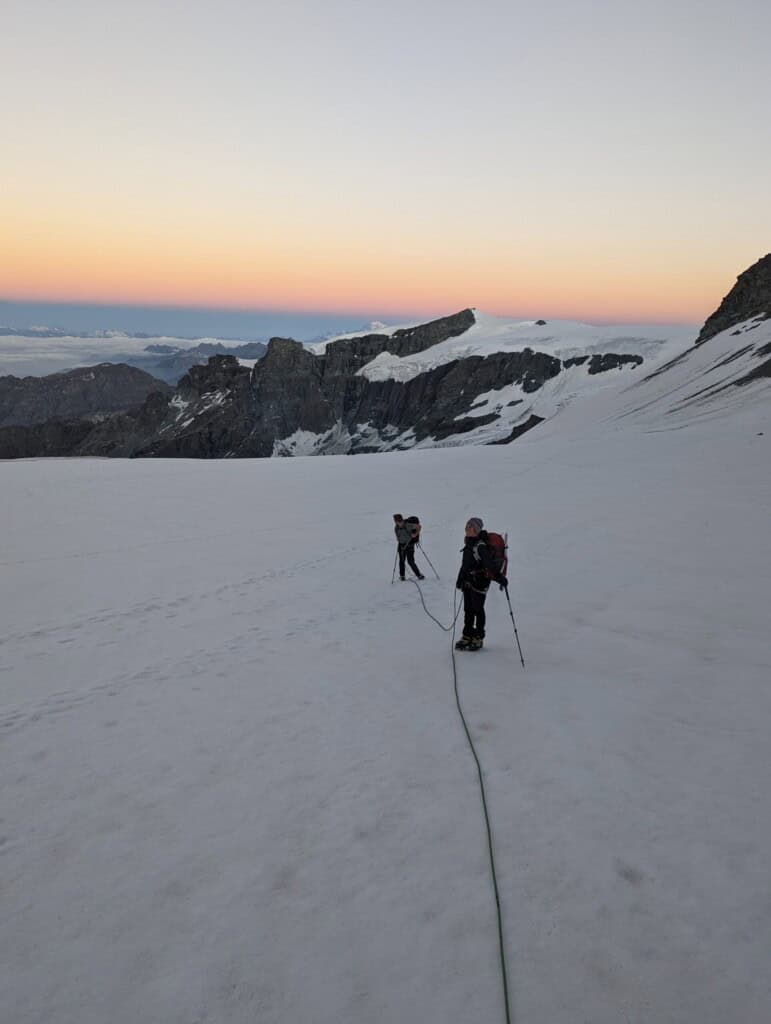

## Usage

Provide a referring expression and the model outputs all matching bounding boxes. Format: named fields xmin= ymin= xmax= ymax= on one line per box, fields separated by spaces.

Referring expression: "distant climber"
xmin=455 ymin=517 xmax=507 ymax=650
xmin=393 ymin=514 xmax=424 ymax=581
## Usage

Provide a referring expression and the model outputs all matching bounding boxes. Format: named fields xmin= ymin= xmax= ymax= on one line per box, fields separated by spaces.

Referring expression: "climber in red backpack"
xmin=455 ymin=517 xmax=507 ymax=650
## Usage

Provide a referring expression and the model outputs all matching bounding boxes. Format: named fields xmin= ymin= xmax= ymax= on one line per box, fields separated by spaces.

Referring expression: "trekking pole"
xmin=503 ymin=586 xmax=525 ymax=667
xmin=418 ymin=543 xmax=440 ymax=580
xmin=391 ymin=550 xmax=398 ymax=584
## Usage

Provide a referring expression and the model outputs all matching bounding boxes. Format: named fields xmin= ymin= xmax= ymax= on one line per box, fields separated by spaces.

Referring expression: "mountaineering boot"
xmin=455 ymin=635 xmax=474 ymax=650
xmin=416 ymin=573 xmax=425 ymax=580
xmin=468 ymin=637 xmax=483 ymax=651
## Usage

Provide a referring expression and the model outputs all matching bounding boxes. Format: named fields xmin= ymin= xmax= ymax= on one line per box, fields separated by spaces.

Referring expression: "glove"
xmin=498 ymin=575 xmax=508 ymax=591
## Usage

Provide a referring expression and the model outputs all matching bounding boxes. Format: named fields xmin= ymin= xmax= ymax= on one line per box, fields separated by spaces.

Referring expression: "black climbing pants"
xmin=398 ymin=541 xmax=419 ymax=578
xmin=463 ymin=587 xmax=487 ymax=639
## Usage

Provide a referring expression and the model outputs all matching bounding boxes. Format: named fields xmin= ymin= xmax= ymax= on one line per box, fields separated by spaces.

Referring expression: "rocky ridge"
xmin=696 ymin=254 xmax=771 ymax=345
xmin=0 ymin=309 xmax=656 ymax=458
xmin=0 ymin=363 xmax=171 ymax=429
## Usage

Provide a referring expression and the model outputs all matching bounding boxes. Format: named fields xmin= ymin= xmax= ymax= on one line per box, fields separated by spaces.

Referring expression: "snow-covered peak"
xmin=354 ymin=311 xmax=696 ymax=383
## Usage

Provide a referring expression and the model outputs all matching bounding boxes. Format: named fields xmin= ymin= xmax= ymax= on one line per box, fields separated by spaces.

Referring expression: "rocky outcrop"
xmin=345 ymin=350 xmax=561 ymax=444
xmin=146 ymin=341 xmax=267 ymax=384
xmin=734 ymin=341 xmax=771 ymax=386
xmin=489 ymin=414 xmax=545 ymax=444
xmin=132 ymin=355 xmax=258 ymax=458
xmin=0 ymin=417 xmax=95 ymax=459
xmin=77 ymin=391 xmax=175 ymax=456
xmin=696 ymin=254 xmax=771 ymax=345
xmin=321 ymin=309 xmax=475 ymax=377
xmin=587 ymin=353 xmax=643 ymax=374
xmin=564 ymin=353 xmax=642 ymax=373
xmin=0 ymin=363 xmax=170 ymax=427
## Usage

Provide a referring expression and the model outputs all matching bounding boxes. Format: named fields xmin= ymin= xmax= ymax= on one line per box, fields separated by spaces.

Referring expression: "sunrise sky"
xmin=2 ymin=0 xmax=770 ymax=328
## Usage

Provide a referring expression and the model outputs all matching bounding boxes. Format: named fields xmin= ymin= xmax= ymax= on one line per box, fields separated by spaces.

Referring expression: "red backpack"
xmin=483 ymin=532 xmax=508 ymax=579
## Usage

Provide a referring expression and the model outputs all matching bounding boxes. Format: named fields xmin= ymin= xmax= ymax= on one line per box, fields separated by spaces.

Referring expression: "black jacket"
xmin=456 ymin=530 xmax=499 ymax=592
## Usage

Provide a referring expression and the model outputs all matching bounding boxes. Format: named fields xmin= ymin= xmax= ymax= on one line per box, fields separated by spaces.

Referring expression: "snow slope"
xmin=1 ymin=336 xmax=769 ymax=1023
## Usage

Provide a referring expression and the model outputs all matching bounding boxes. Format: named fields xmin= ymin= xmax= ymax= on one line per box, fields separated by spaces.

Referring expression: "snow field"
xmin=1 ymin=384 xmax=770 ymax=1022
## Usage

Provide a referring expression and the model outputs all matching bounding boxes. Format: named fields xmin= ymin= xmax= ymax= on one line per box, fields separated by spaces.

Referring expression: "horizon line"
xmin=0 ymin=295 xmax=701 ymax=330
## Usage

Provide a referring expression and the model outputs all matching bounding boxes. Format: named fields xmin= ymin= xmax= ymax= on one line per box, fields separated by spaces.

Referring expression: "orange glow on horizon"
xmin=0 ymin=210 xmax=734 ymax=326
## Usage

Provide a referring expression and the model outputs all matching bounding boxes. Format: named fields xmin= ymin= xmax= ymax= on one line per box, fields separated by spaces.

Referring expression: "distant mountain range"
xmin=136 ymin=341 xmax=267 ymax=384
xmin=0 ymin=255 xmax=768 ymax=460
xmin=0 ymin=326 xmax=150 ymax=339
xmin=0 ymin=332 xmax=267 ymax=385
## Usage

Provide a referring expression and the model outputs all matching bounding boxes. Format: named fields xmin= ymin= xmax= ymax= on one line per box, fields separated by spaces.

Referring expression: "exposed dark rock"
xmin=587 ymin=353 xmax=643 ymax=374
xmin=734 ymin=339 xmax=771 ymax=386
xmin=341 ymin=350 xmax=562 ymax=446
xmin=696 ymin=254 xmax=771 ymax=345
xmin=78 ymin=391 xmax=174 ymax=456
xmin=488 ymin=415 xmax=545 ymax=444
xmin=0 ymin=363 xmax=170 ymax=428
xmin=641 ymin=348 xmax=692 ymax=381
xmin=0 ymin=418 xmax=95 ymax=459
xmin=736 ymin=358 xmax=771 ymax=384
xmin=714 ymin=344 xmax=754 ymax=368
xmin=563 ymin=355 xmax=589 ymax=368
xmin=435 ymin=413 xmax=499 ymax=438
xmin=132 ymin=355 xmax=257 ymax=458
xmin=535 ymin=319 xmax=547 ymax=326
xmin=178 ymin=353 xmax=250 ymax=397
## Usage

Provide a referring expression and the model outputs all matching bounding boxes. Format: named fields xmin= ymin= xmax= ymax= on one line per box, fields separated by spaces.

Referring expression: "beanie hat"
xmin=466 ymin=517 xmax=483 ymax=532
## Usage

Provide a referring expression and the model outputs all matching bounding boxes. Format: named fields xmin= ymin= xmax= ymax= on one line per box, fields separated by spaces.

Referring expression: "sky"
xmin=2 ymin=0 xmax=770 ymax=330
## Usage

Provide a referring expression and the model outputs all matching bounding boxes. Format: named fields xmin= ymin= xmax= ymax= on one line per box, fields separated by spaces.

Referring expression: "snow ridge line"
xmin=408 ymin=578 xmax=514 ymax=1024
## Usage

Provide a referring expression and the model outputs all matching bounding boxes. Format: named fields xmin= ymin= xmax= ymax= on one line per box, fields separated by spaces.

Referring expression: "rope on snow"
xmin=407 ymin=577 xmax=514 ymax=1024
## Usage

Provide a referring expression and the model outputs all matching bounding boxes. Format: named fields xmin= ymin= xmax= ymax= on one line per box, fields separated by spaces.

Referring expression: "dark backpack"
xmin=405 ymin=515 xmax=421 ymax=540
xmin=483 ymin=532 xmax=508 ymax=579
